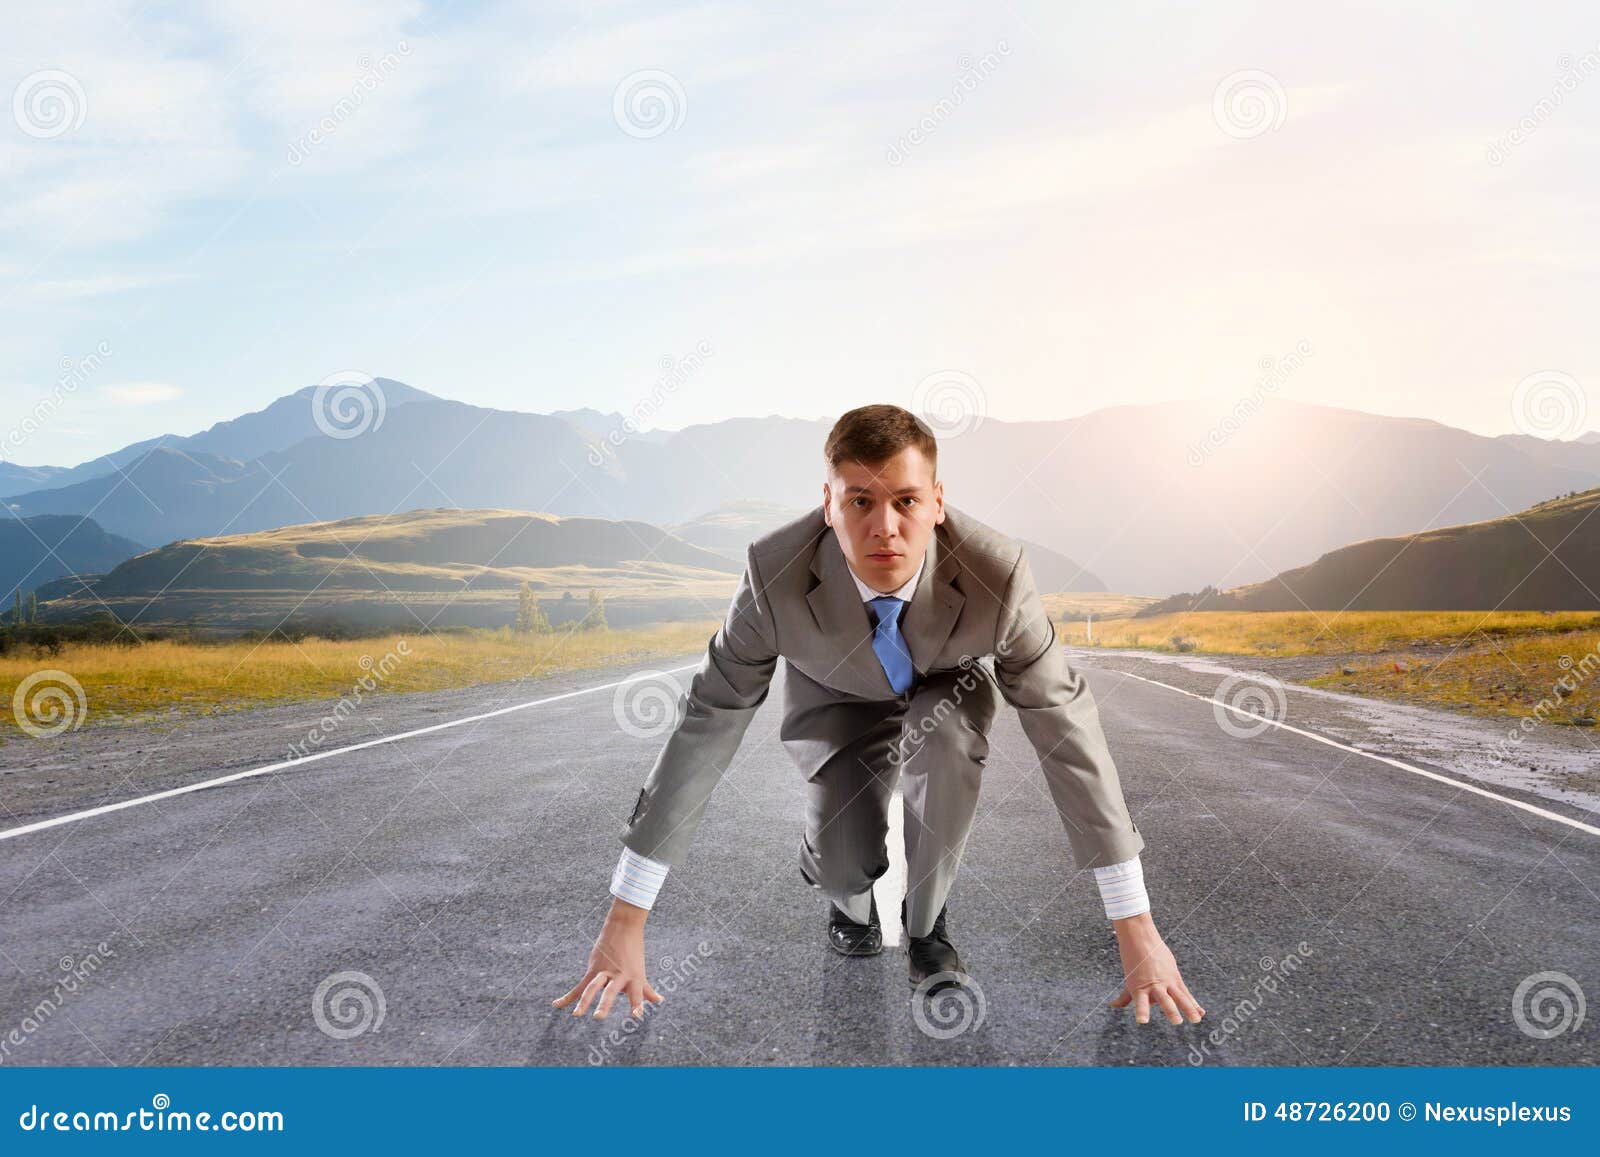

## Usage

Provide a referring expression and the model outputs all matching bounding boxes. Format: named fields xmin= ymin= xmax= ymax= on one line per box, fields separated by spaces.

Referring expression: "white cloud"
xmin=206 ymin=0 xmax=439 ymax=173
xmin=497 ymin=6 xmax=765 ymax=95
xmin=98 ymin=382 xmax=184 ymax=405
xmin=0 ymin=6 xmax=246 ymax=247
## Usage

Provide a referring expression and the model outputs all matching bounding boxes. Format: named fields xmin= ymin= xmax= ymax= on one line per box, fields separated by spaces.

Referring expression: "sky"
xmin=4 ymin=0 xmax=1600 ymax=469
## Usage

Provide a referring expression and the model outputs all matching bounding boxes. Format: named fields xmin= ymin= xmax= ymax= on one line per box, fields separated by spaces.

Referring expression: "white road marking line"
xmin=1110 ymin=668 xmax=1600 ymax=839
xmin=877 ymin=785 xmax=906 ymax=948
xmin=9 ymin=656 xmax=1592 ymax=862
xmin=0 ymin=664 xmax=702 ymax=845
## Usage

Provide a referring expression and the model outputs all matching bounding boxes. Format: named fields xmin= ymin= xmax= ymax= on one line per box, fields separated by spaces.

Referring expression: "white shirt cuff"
xmin=610 ymin=846 xmax=670 ymax=910
xmin=613 ymin=849 xmax=1142 ymax=918
xmin=1092 ymin=854 xmax=1150 ymax=920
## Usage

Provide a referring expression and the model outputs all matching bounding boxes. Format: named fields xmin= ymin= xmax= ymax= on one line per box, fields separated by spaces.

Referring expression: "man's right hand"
xmin=551 ymin=897 xmax=665 ymax=1020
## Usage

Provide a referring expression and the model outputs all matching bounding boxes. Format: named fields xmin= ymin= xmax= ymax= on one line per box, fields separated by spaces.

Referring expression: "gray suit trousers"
xmin=794 ymin=660 xmax=1002 ymax=939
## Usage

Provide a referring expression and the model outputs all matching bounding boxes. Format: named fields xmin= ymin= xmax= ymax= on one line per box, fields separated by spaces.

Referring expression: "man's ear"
xmin=821 ymin=482 xmax=832 ymax=525
xmin=933 ymin=479 xmax=946 ymax=523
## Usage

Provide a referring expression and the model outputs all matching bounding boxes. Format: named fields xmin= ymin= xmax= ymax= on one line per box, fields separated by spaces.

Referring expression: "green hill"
xmin=34 ymin=507 xmax=742 ymax=633
xmin=1145 ymin=487 xmax=1600 ymax=613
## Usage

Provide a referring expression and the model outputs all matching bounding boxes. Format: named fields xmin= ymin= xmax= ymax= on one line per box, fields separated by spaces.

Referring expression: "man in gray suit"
xmin=554 ymin=404 xmax=1204 ymax=1026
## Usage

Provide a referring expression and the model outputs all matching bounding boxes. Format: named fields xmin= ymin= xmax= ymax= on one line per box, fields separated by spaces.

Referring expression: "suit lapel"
xmin=807 ymin=528 xmax=895 ymax=697
xmin=901 ymin=523 xmax=964 ymax=676
xmin=805 ymin=519 xmax=965 ymax=695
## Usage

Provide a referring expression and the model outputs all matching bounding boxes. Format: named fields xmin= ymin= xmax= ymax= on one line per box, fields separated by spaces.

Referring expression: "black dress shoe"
xmin=827 ymin=895 xmax=883 ymax=956
xmin=903 ymin=900 xmax=968 ymax=991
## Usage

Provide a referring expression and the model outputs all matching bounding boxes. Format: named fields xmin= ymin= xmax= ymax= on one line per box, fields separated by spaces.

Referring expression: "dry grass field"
xmin=8 ymin=606 xmax=1599 ymax=742
xmin=1 ymin=620 xmax=721 ymax=740
xmin=1074 ymin=609 xmax=1600 ymax=725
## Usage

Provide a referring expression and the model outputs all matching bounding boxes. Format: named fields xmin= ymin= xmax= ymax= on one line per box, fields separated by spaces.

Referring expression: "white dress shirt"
xmin=611 ymin=546 xmax=1150 ymax=921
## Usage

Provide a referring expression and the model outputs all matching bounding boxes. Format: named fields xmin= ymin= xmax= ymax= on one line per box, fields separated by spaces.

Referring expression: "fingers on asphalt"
xmin=574 ymin=971 xmax=609 ymax=1016
xmin=550 ymin=969 xmax=596 ymax=1009
xmin=595 ymin=977 xmax=627 ymax=1018
xmin=555 ymin=972 xmax=665 ymax=1019
xmin=1177 ymin=981 xmax=1206 ymax=1022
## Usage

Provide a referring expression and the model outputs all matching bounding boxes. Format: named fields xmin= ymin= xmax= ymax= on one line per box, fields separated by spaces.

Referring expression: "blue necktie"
xmin=866 ymin=595 xmax=914 ymax=694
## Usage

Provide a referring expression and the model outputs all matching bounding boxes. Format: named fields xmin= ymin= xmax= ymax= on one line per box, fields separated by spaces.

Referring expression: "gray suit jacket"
xmin=619 ymin=502 xmax=1144 ymax=871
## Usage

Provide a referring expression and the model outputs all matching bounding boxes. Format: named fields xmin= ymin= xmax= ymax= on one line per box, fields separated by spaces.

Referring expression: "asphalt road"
xmin=1 ymin=651 xmax=1596 ymax=1066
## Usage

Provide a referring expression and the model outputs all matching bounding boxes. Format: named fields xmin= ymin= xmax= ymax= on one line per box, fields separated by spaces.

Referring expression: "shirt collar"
xmin=845 ymin=550 xmax=925 ymax=603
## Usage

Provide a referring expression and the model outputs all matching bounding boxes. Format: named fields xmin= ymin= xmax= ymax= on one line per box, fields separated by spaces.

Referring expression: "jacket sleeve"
xmin=618 ymin=542 xmax=780 ymax=867
xmin=991 ymin=548 xmax=1144 ymax=870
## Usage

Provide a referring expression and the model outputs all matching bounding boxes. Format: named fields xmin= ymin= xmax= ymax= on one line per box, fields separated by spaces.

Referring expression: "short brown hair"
xmin=823 ymin=404 xmax=938 ymax=479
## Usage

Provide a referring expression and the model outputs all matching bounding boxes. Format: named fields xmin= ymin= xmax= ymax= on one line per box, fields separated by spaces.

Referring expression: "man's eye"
xmin=901 ymin=497 xmax=918 ymax=506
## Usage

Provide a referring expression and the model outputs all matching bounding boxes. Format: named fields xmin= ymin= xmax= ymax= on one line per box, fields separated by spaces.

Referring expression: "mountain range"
xmin=0 ymin=515 xmax=147 ymax=612
xmin=7 ymin=379 xmax=1600 ymax=600
xmin=1142 ymin=485 xmax=1600 ymax=612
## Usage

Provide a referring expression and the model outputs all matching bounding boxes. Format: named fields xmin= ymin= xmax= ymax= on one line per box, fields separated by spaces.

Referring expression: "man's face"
xmin=822 ymin=445 xmax=945 ymax=593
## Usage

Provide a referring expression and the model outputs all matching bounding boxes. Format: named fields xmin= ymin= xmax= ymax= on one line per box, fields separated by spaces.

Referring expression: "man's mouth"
xmin=867 ymin=551 xmax=901 ymax=561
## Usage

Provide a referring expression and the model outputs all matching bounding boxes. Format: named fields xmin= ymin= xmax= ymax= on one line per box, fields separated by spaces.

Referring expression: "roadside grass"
xmin=1 ymin=621 xmax=721 ymax=740
xmin=1070 ymin=609 xmax=1600 ymax=725
xmin=10 ymin=607 xmax=1598 ymax=738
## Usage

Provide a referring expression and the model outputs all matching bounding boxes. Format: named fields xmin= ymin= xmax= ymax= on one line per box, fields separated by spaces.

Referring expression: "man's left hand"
xmin=1109 ymin=912 xmax=1205 ymax=1025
